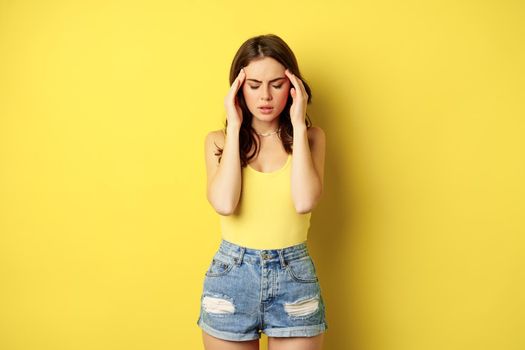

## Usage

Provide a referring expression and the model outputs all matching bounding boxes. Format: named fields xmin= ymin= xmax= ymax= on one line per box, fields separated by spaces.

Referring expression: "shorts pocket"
xmin=286 ymin=256 xmax=318 ymax=283
xmin=205 ymin=253 xmax=235 ymax=277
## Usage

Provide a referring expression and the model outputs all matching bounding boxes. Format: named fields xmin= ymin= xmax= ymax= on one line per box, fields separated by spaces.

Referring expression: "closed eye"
xmin=249 ymin=85 xmax=283 ymax=90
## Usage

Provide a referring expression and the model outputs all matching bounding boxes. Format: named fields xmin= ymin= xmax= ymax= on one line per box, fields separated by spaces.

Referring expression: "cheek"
xmin=242 ymin=87 xmax=260 ymax=110
xmin=276 ymin=87 xmax=290 ymax=105
xmin=242 ymin=86 xmax=256 ymax=97
xmin=241 ymin=86 xmax=253 ymax=101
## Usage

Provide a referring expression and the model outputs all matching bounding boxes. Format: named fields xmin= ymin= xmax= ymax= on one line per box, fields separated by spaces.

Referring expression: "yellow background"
xmin=1 ymin=1 xmax=524 ymax=349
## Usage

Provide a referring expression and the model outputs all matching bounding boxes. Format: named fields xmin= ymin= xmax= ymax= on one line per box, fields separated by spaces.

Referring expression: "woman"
xmin=197 ymin=34 xmax=327 ymax=350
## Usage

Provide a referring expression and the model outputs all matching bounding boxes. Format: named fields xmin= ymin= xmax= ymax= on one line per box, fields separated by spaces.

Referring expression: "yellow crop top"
xmin=220 ymin=154 xmax=312 ymax=250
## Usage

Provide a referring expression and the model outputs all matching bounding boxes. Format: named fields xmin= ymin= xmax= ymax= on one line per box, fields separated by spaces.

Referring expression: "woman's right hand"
xmin=224 ymin=67 xmax=246 ymax=130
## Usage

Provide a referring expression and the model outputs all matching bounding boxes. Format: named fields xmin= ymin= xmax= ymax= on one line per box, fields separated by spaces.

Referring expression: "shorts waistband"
xmin=218 ymin=239 xmax=310 ymax=268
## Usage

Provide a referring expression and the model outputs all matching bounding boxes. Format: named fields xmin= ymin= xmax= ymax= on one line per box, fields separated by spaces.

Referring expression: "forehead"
xmin=244 ymin=57 xmax=285 ymax=78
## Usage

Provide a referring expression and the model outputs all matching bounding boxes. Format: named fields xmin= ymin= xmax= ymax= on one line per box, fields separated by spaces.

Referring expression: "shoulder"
xmin=307 ymin=125 xmax=326 ymax=144
xmin=204 ymin=129 xmax=226 ymax=170
xmin=205 ymin=128 xmax=226 ymax=148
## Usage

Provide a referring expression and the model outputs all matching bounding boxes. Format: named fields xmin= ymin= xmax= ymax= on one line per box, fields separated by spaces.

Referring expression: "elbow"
xmin=295 ymin=206 xmax=312 ymax=214
xmin=215 ymin=203 xmax=236 ymax=216
xmin=207 ymin=195 xmax=237 ymax=216
xmin=294 ymin=199 xmax=315 ymax=214
xmin=294 ymin=189 xmax=323 ymax=214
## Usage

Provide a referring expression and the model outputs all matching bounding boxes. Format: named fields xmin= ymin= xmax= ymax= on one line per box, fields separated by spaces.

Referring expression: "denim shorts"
xmin=196 ymin=239 xmax=328 ymax=341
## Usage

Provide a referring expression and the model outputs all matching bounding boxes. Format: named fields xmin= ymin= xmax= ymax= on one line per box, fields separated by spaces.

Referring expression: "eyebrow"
xmin=246 ymin=77 xmax=286 ymax=83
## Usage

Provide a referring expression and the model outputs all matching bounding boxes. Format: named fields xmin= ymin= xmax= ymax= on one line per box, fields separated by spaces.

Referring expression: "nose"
xmin=260 ymin=86 xmax=272 ymax=101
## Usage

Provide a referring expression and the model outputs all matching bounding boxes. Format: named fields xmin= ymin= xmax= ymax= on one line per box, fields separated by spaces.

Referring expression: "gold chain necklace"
xmin=255 ymin=126 xmax=281 ymax=137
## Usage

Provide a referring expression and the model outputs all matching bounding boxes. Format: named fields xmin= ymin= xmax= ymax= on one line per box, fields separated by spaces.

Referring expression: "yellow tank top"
xmin=220 ymin=154 xmax=311 ymax=250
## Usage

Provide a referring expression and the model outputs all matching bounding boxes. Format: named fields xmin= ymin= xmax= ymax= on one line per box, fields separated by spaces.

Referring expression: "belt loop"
xmin=234 ymin=247 xmax=245 ymax=266
xmin=278 ymin=249 xmax=287 ymax=269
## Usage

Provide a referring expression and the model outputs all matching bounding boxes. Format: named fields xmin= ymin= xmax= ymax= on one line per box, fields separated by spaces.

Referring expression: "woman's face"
xmin=241 ymin=57 xmax=291 ymax=121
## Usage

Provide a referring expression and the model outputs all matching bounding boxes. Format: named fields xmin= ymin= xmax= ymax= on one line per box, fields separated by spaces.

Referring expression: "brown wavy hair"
xmin=214 ymin=34 xmax=313 ymax=167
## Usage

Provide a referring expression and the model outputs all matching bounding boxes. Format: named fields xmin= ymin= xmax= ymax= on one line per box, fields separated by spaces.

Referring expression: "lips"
xmin=258 ymin=106 xmax=274 ymax=114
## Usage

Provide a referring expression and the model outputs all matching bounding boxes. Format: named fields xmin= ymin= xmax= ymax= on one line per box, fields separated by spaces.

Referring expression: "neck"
xmin=251 ymin=119 xmax=280 ymax=134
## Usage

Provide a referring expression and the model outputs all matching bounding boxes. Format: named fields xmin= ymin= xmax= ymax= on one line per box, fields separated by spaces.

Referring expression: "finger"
xmin=285 ymin=69 xmax=302 ymax=95
xmin=233 ymin=68 xmax=246 ymax=94
xmin=288 ymin=76 xmax=302 ymax=99
xmin=296 ymin=76 xmax=307 ymax=96
xmin=227 ymin=68 xmax=245 ymax=99
xmin=230 ymin=67 xmax=245 ymax=86
xmin=238 ymin=68 xmax=246 ymax=84
xmin=284 ymin=69 xmax=296 ymax=88
xmin=286 ymin=69 xmax=307 ymax=98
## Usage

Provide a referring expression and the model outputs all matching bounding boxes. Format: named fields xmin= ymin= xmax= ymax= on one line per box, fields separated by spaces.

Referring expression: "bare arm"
xmin=204 ymin=127 xmax=242 ymax=215
xmin=290 ymin=125 xmax=326 ymax=213
xmin=282 ymin=69 xmax=326 ymax=214
xmin=205 ymin=67 xmax=246 ymax=215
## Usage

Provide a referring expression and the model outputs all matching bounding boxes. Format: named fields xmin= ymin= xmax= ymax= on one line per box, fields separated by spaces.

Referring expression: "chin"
xmin=254 ymin=114 xmax=279 ymax=121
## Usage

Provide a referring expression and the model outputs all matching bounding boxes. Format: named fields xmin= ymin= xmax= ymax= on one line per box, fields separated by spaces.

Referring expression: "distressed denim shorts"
xmin=196 ymin=239 xmax=328 ymax=341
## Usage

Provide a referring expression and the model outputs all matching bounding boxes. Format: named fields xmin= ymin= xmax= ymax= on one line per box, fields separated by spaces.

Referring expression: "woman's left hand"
xmin=284 ymin=69 xmax=308 ymax=128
